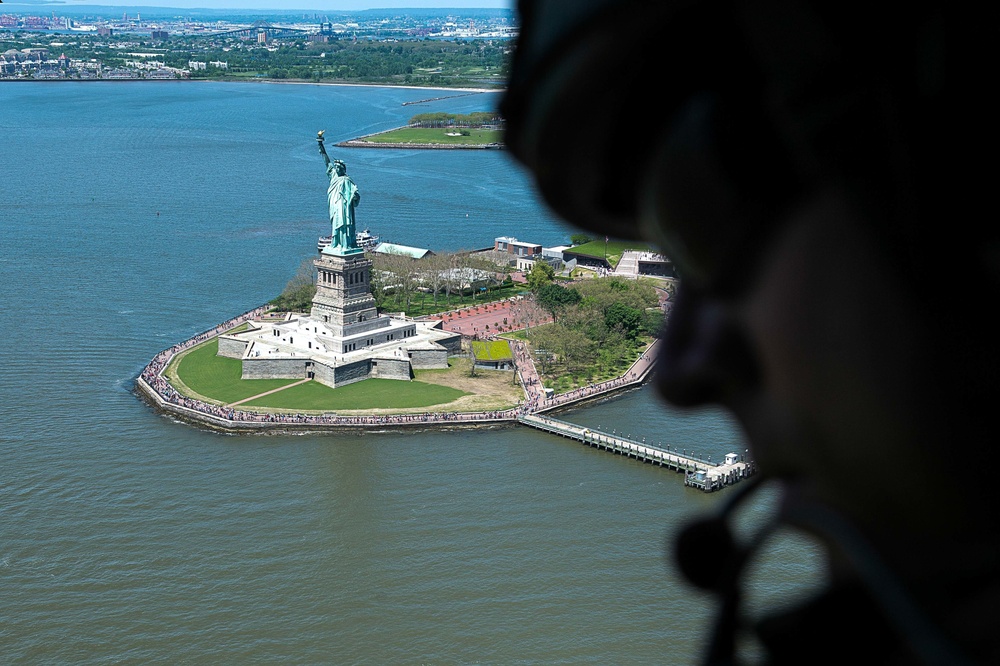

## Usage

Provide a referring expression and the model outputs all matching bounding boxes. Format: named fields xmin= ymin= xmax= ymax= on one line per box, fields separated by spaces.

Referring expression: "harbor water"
xmin=0 ymin=81 xmax=820 ymax=663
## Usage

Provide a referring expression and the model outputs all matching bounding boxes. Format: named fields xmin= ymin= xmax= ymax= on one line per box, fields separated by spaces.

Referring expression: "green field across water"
xmin=353 ymin=126 xmax=502 ymax=146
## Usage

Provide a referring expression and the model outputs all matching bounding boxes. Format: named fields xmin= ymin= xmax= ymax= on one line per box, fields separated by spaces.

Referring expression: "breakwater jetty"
xmin=401 ymin=91 xmax=486 ymax=106
xmin=135 ymin=305 xmax=753 ymax=491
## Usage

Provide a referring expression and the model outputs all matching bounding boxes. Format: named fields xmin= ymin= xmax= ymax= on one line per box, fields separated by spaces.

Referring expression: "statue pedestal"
xmin=311 ymin=252 xmax=379 ymax=338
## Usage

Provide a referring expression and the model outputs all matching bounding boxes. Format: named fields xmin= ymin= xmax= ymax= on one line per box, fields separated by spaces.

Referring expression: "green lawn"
xmin=243 ymin=378 xmax=468 ymax=410
xmin=356 ymin=126 xmax=502 ymax=146
xmin=170 ymin=337 xmax=469 ymax=410
xmin=172 ymin=339 xmax=298 ymax=403
xmin=471 ymin=339 xmax=512 ymax=361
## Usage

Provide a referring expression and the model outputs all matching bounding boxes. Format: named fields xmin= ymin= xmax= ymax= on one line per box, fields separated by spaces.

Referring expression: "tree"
xmin=570 ymin=232 xmax=594 ymax=245
xmin=373 ymin=249 xmax=419 ymax=312
xmin=526 ymin=261 xmax=555 ymax=291
xmin=535 ymin=283 xmax=581 ymax=321
xmin=270 ymin=256 xmax=316 ymax=312
xmin=604 ymin=302 xmax=644 ymax=340
xmin=527 ymin=324 xmax=560 ymax=374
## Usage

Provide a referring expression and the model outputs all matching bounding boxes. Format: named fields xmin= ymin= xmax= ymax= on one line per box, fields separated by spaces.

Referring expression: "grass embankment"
xmin=169 ymin=339 xmax=297 ymax=404
xmin=243 ymin=378 xmax=467 ymax=411
xmin=167 ymin=338 xmax=518 ymax=414
xmin=352 ymin=126 xmax=502 ymax=146
xmin=471 ymin=339 xmax=512 ymax=361
xmin=567 ymin=240 xmax=657 ymax=269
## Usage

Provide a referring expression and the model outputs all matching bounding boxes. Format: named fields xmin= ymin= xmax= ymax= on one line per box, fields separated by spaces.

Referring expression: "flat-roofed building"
xmin=494 ymin=236 xmax=541 ymax=258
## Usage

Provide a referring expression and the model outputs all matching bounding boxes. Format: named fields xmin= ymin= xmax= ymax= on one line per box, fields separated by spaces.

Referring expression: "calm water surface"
xmin=0 ymin=82 xmax=816 ymax=664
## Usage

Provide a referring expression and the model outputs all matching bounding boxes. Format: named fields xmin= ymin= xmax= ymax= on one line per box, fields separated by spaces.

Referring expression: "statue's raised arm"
xmin=317 ymin=130 xmax=332 ymax=168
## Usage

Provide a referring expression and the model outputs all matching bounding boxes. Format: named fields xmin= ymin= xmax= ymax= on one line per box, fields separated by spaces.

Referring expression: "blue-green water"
xmin=0 ymin=81 xmax=812 ymax=664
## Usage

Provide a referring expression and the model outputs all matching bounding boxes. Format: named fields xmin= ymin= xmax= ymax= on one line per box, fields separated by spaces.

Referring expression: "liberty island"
xmin=132 ymin=129 xmax=752 ymax=492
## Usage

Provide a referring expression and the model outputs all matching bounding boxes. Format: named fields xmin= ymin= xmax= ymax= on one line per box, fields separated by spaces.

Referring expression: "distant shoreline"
xmin=337 ymin=136 xmax=504 ymax=151
xmin=0 ymin=77 xmax=504 ymax=95
xmin=259 ymin=79 xmax=502 ymax=94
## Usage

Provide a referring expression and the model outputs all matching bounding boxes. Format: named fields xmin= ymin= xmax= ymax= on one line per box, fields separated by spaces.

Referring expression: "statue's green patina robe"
xmin=326 ymin=161 xmax=360 ymax=251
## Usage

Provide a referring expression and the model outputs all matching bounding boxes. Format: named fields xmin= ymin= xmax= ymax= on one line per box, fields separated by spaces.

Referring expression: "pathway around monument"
xmin=227 ymin=378 xmax=312 ymax=407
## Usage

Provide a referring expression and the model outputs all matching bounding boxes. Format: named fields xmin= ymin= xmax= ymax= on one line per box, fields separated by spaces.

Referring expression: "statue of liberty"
xmin=317 ymin=130 xmax=361 ymax=254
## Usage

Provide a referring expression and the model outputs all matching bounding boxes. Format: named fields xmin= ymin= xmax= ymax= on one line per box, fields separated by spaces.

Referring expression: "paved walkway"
xmin=425 ymin=296 xmax=552 ymax=338
xmin=228 ymin=378 xmax=312 ymax=407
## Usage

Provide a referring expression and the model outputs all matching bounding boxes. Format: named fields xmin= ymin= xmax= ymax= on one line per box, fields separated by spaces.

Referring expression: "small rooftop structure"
xmin=373 ymin=242 xmax=434 ymax=259
xmin=471 ymin=339 xmax=514 ymax=370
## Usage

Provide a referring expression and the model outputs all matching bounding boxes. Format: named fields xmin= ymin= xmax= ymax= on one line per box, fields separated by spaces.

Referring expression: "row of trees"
xmin=371 ymin=250 xmax=512 ymax=314
xmin=408 ymin=112 xmax=504 ymax=127
xmin=270 ymin=257 xmax=317 ymax=312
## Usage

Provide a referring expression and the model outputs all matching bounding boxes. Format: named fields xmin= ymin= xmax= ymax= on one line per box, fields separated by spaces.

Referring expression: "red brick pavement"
xmin=427 ymin=298 xmax=552 ymax=338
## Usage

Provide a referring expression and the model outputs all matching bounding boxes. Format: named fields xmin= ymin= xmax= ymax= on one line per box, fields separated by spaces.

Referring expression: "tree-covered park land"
xmin=187 ymin=37 xmax=510 ymax=87
xmin=521 ymin=277 xmax=663 ymax=392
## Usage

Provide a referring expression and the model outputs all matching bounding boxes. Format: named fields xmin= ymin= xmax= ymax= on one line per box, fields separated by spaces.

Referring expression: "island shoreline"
xmin=134 ymin=303 xmax=657 ymax=436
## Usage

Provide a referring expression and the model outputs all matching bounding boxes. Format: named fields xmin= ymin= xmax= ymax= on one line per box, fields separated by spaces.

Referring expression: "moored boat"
xmin=318 ymin=229 xmax=380 ymax=253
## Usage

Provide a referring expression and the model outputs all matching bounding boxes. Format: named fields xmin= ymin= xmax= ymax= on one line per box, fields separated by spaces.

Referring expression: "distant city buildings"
xmin=0 ymin=8 xmax=515 ymax=82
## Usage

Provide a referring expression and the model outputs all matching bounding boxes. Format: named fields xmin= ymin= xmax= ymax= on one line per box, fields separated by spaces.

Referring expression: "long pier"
xmin=518 ymin=413 xmax=754 ymax=492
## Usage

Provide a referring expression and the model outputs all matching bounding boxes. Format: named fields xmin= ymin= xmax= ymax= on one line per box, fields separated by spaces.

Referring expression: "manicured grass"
xmin=243 ymin=378 xmax=468 ymax=410
xmin=173 ymin=339 xmax=298 ymax=403
xmin=356 ymin=126 xmax=502 ymax=146
xmin=471 ymin=339 xmax=512 ymax=361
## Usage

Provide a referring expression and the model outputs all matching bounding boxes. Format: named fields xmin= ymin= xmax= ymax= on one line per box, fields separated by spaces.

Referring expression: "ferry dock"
xmin=518 ymin=413 xmax=754 ymax=492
